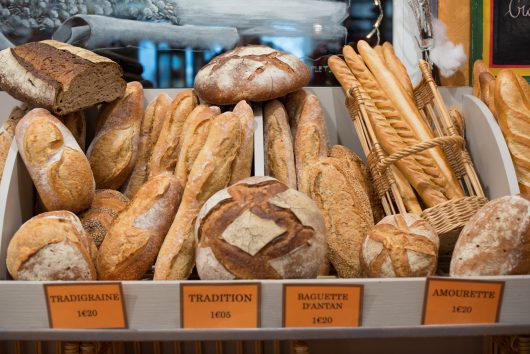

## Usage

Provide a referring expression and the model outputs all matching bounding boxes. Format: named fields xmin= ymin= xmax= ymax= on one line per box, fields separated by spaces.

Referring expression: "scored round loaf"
xmin=194 ymin=45 xmax=310 ymax=105
xmin=450 ymin=195 xmax=530 ymax=276
xmin=6 ymin=211 xmax=97 ymax=281
xmin=361 ymin=213 xmax=439 ymax=277
xmin=79 ymin=189 xmax=129 ymax=248
xmin=195 ymin=176 xmax=326 ymax=280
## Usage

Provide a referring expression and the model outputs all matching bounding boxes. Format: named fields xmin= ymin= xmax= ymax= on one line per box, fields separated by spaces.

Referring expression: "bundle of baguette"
xmin=472 ymin=60 xmax=530 ymax=195
xmin=328 ymin=40 xmax=465 ymax=214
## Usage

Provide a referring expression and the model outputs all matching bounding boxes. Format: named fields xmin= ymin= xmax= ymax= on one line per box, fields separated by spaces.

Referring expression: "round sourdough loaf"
xmin=195 ymin=176 xmax=326 ymax=280
xmin=361 ymin=214 xmax=439 ymax=277
xmin=450 ymin=195 xmax=530 ymax=276
xmin=6 ymin=211 xmax=97 ymax=280
xmin=194 ymin=45 xmax=310 ymax=105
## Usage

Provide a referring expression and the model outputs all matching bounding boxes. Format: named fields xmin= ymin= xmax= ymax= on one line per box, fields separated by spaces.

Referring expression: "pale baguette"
xmin=382 ymin=42 xmax=414 ymax=99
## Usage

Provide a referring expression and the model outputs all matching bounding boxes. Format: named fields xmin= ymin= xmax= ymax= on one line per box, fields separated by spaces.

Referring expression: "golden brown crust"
xmin=122 ymin=93 xmax=171 ymax=198
xmin=148 ymin=90 xmax=199 ymax=178
xmin=327 ymin=56 xmax=357 ymax=93
xmin=230 ymin=100 xmax=254 ymax=184
xmin=87 ymin=81 xmax=144 ymax=190
xmin=0 ymin=105 xmax=27 ymax=182
xmin=391 ymin=166 xmax=422 ymax=214
xmin=264 ymin=100 xmax=296 ymax=189
xmin=58 ymin=111 xmax=86 ymax=151
xmin=479 ymin=71 xmax=495 ymax=106
xmin=284 ymin=89 xmax=309 ymax=138
xmin=97 ymin=175 xmax=183 ymax=280
xmin=382 ymin=42 xmax=414 ymax=99
xmin=516 ymin=75 xmax=530 ymax=107
xmin=473 ymin=60 xmax=490 ymax=98
xmin=488 ymin=79 xmax=498 ymax=120
xmin=448 ymin=107 xmax=465 ymax=137
xmin=154 ymin=112 xmax=242 ymax=280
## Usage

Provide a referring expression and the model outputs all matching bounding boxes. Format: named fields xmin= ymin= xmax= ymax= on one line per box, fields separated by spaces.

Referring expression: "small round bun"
xmin=195 ymin=176 xmax=326 ymax=280
xmin=194 ymin=45 xmax=310 ymax=105
xmin=361 ymin=213 xmax=439 ymax=277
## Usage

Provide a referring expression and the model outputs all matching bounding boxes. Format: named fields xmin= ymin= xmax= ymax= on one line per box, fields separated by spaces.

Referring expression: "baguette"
xmin=122 ymin=93 xmax=170 ymax=198
xmin=487 ymin=79 xmax=498 ymax=120
xmin=382 ymin=42 xmax=414 ymax=99
xmin=154 ymin=112 xmax=242 ymax=280
xmin=0 ymin=105 xmax=26 ymax=182
xmin=97 ymin=174 xmax=183 ymax=280
xmin=230 ymin=100 xmax=254 ymax=184
xmin=374 ymin=45 xmax=385 ymax=63
xmin=58 ymin=111 xmax=86 ymax=151
xmin=284 ymin=89 xmax=309 ymax=138
xmin=264 ymin=99 xmax=297 ymax=189
xmin=15 ymin=108 xmax=95 ymax=212
xmin=175 ymin=105 xmax=220 ymax=188
xmin=479 ymin=71 xmax=495 ymax=106
xmin=392 ymin=166 xmax=422 ymax=214
xmin=495 ymin=70 xmax=530 ymax=195
xmin=473 ymin=60 xmax=489 ymax=97
xmin=357 ymin=41 xmax=464 ymax=199
xmin=87 ymin=81 xmax=144 ymax=189
xmin=149 ymin=90 xmax=198 ymax=178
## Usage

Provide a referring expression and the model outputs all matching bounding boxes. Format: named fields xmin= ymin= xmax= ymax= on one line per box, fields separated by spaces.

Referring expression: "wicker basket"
xmin=488 ymin=335 xmax=530 ymax=354
xmin=344 ymin=59 xmax=487 ymax=253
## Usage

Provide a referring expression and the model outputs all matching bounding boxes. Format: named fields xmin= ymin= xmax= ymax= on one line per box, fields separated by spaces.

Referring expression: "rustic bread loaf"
xmin=473 ymin=60 xmax=489 ymax=98
xmin=361 ymin=214 xmax=439 ymax=277
xmin=0 ymin=104 xmax=27 ymax=182
xmin=154 ymin=112 xmax=242 ymax=280
xmin=6 ymin=211 xmax=97 ymax=280
xmin=87 ymin=81 xmax=144 ymax=190
xmin=264 ymin=99 xmax=296 ymax=189
xmin=450 ymin=195 xmax=530 ymax=276
xmin=58 ymin=111 xmax=86 ymax=151
xmin=195 ymin=176 xmax=326 ymax=280
xmin=194 ymin=45 xmax=310 ymax=105
xmin=122 ymin=93 xmax=171 ymax=198
xmin=149 ymin=90 xmax=199 ymax=178
xmin=284 ymin=89 xmax=309 ymax=138
xmin=97 ymin=174 xmax=183 ymax=280
xmin=80 ymin=189 xmax=129 ymax=248
xmin=15 ymin=108 xmax=95 ymax=213
xmin=0 ymin=40 xmax=126 ymax=115
xmin=230 ymin=100 xmax=255 ymax=184
xmin=495 ymin=70 xmax=530 ymax=195
xmin=175 ymin=105 xmax=220 ymax=188
xmin=301 ymin=157 xmax=373 ymax=278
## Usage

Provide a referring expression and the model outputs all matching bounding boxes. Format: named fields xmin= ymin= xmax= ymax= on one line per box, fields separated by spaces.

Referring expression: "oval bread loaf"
xmin=15 ymin=108 xmax=95 ymax=213
xmin=6 ymin=211 xmax=97 ymax=280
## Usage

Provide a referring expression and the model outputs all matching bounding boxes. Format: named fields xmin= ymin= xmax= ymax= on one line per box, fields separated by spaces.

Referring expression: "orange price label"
xmin=181 ymin=283 xmax=260 ymax=329
xmin=283 ymin=284 xmax=363 ymax=328
xmin=44 ymin=283 xmax=127 ymax=329
xmin=422 ymin=278 xmax=504 ymax=325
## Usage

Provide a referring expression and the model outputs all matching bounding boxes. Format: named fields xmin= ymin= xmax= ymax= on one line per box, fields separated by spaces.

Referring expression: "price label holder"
xmin=283 ymin=284 xmax=363 ymax=327
xmin=181 ymin=283 xmax=260 ymax=328
xmin=422 ymin=277 xmax=505 ymax=325
xmin=43 ymin=282 xmax=127 ymax=329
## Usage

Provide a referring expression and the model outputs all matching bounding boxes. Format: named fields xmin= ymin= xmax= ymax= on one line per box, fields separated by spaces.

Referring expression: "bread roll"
xmin=0 ymin=40 xmax=125 ymax=115
xmin=87 ymin=81 xmax=144 ymax=189
xmin=58 ymin=111 xmax=86 ymax=151
xmin=495 ymin=70 xmax=530 ymax=194
xmin=175 ymin=105 xmax=220 ymax=188
xmin=264 ymin=100 xmax=297 ymax=189
xmin=97 ymin=174 xmax=183 ymax=280
xmin=473 ymin=60 xmax=489 ymax=97
xmin=194 ymin=45 xmax=310 ymax=105
xmin=122 ymin=93 xmax=170 ymax=198
xmin=6 ymin=211 xmax=97 ymax=280
xmin=230 ymin=100 xmax=255 ymax=184
xmin=479 ymin=71 xmax=495 ymax=105
xmin=301 ymin=157 xmax=373 ymax=278
xmin=154 ymin=112 xmax=242 ymax=280
xmin=450 ymin=195 xmax=530 ymax=276
xmin=382 ymin=42 xmax=414 ymax=99
xmin=361 ymin=213 xmax=439 ymax=277
xmin=15 ymin=108 xmax=95 ymax=213
xmin=0 ymin=105 xmax=26 ymax=182
xmin=195 ymin=176 xmax=326 ymax=280
xmin=149 ymin=90 xmax=198 ymax=178
xmin=293 ymin=94 xmax=329 ymax=190
xmin=80 ymin=189 xmax=129 ymax=248
xmin=357 ymin=40 xmax=464 ymax=200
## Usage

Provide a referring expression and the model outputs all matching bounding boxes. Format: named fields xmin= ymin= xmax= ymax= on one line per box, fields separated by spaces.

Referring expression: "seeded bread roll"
xmin=155 ymin=112 xmax=242 ymax=280
xmin=149 ymin=90 xmax=199 ymax=178
xmin=0 ymin=40 xmax=126 ymax=115
xmin=361 ymin=214 xmax=439 ymax=277
xmin=122 ymin=93 xmax=171 ymax=198
xmin=15 ymin=108 xmax=95 ymax=213
xmin=230 ymin=100 xmax=255 ymax=184
xmin=450 ymin=195 xmax=530 ymax=276
xmin=97 ymin=174 xmax=183 ymax=280
xmin=264 ymin=100 xmax=296 ymax=189
xmin=87 ymin=81 xmax=144 ymax=189
xmin=80 ymin=189 xmax=129 ymax=248
xmin=58 ymin=111 xmax=86 ymax=151
xmin=195 ymin=176 xmax=326 ymax=280
xmin=301 ymin=157 xmax=373 ymax=278
xmin=0 ymin=104 xmax=27 ymax=182
xmin=194 ymin=45 xmax=310 ymax=105
xmin=6 ymin=211 xmax=97 ymax=280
